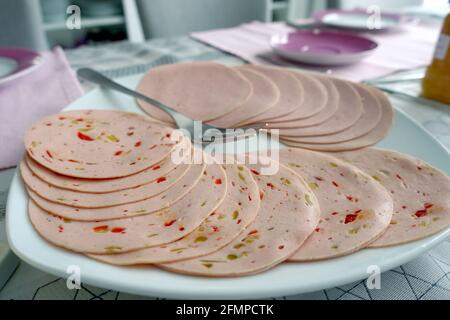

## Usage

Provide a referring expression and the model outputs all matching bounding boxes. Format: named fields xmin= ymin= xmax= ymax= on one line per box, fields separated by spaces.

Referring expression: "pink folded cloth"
xmin=191 ymin=21 xmax=440 ymax=82
xmin=0 ymin=47 xmax=83 ymax=170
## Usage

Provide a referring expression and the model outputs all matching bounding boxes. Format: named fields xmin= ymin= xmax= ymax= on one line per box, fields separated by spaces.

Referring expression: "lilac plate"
xmin=0 ymin=48 xmax=43 ymax=87
xmin=313 ymin=9 xmax=416 ymax=32
xmin=270 ymin=30 xmax=378 ymax=66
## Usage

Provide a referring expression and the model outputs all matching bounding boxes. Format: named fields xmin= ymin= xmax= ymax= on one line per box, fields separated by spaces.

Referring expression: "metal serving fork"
xmin=77 ymin=68 xmax=261 ymax=143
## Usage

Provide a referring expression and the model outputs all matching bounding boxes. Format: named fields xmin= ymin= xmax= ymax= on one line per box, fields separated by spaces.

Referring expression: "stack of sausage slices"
xmin=19 ymin=64 xmax=450 ymax=277
xmin=137 ymin=62 xmax=394 ymax=152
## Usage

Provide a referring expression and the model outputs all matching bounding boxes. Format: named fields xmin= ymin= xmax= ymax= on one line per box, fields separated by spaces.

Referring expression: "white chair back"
xmin=0 ymin=0 xmax=48 ymax=50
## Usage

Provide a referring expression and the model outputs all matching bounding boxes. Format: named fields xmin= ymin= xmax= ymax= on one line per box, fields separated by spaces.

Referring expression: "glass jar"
xmin=422 ymin=13 xmax=450 ymax=105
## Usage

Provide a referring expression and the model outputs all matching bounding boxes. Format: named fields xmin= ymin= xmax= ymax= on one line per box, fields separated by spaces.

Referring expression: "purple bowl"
xmin=270 ymin=30 xmax=378 ymax=66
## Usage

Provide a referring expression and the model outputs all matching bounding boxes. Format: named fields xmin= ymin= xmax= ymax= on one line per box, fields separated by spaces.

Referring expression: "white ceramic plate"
xmin=0 ymin=48 xmax=43 ymax=87
xmin=313 ymin=9 xmax=416 ymax=32
xmin=322 ymin=12 xmax=399 ymax=30
xmin=7 ymin=74 xmax=450 ymax=299
xmin=0 ymin=57 xmax=18 ymax=78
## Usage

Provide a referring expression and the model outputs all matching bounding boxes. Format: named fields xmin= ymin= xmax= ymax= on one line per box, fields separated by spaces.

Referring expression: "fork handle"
xmin=77 ymin=68 xmax=178 ymax=123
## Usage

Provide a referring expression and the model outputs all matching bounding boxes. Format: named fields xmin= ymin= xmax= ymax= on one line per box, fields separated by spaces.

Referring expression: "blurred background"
xmin=0 ymin=0 xmax=449 ymax=50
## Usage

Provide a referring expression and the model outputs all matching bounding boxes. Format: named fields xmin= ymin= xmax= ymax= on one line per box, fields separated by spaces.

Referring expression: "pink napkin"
xmin=0 ymin=47 xmax=83 ymax=169
xmin=191 ymin=21 xmax=440 ymax=82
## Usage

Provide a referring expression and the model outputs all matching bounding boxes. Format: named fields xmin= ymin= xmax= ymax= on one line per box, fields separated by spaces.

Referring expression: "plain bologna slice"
xmin=28 ymin=161 xmax=227 ymax=254
xmin=282 ymin=87 xmax=394 ymax=151
xmin=268 ymin=72 xmax=327 ymax=122
xmin=137 ymin=61 xmax=252 ymax=124
xmin=336 ymin=148 xmax=450 ymax=247
xmin=24 ymin=143 xmax=191 ymax=193
xmin=159 ymin=159 xmax=320 ymax=277
xmin=285 ymin=84 xmax=382 ymax=144
xmin=206 ymin=67 xmax=279 ymax=128
xmin=24 ymin=110 xmax=177 ymax=179
xmin=279 ymin=78 xmax=363 ymax=137
xmin=279 ymin=148 xmax=393 ymax=261
xmin=265 ymin=75 xmax=339 ymax=129
xmin=27 ymin=158 xmax=206 ymax=221
xmin=89 ymin=163 xmax=260 ymax=265
xmin=238 ymin=65 xmax=303 ymax=124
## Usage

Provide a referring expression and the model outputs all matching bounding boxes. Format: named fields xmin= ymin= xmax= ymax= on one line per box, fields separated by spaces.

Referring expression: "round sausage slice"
xmin=28 ymin=161 xmax=227 ymax=254
xmin=238 ymin=65 xmax=304 ymax=124
xmin=279 ymin=78 xmax=363 ymax=137
xmin=159 ymin=158 xmax=320 ymax=277
xmin=137 ymin=61 xmax=252 ymax=123
xmin=279 ymin=148 xmax=393 ymax=261
xmin=268 ymin=72 xmax=327 ymax=122
xmin=27 ymin=158 xmax=206 ymax=221
xmin=25 ymin=110 xmax=178 ymax=179
xmin=207 ymin=67 xmax=279 ymax=128
xmin=89 ymin=163 xmax=260 ymax=265
xmin=336 ymin=147 xmax=450 ymax=247
xmin=284 ymin=84 xmax=382 ymax=144
xmin=282 ymin=87 xmax=394 ymax=151
xmin=24 ymin=143 xmax=191 ymax=193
